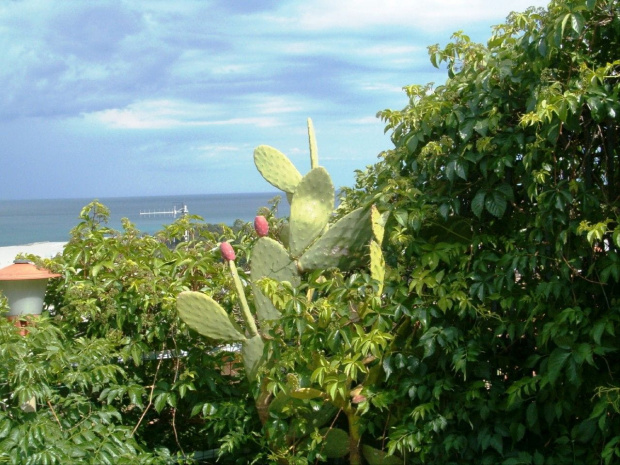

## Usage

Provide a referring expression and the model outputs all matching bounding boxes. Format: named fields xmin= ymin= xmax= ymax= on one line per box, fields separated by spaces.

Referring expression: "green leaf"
xmin=570 ymin=13 xmax=584 ymax=34
xmin=394 ymin=209 xmax=408 ymax=226
xmin=472 ymin=190 xmax=485 ymax=218
xmin=533 ymin=451 xmax=544 ymax=465
xmin=154 ymin=393 xmax=168 ymax=413
xmin=526 ymin=402 xmax=538 ymax=428
xmin=613 ymin=230 xmax=620 ymax=249
xmin=474 ymin=119 xmax=489 ymax=136
xmin=496 ymin=183 xmax=514 ymax=201
xmin=438 ymin=203 xmax=450 ymax=220
xmin=485 ymin=190 xmax=507 ymax=218
xmin=0 ymin=419 xmax=11 ymax=438
xmin=490 ymin=433 xmax=503 ymax=454
xmin=456 ymin=160 xmax=467 ymax=180
xmin=546 ymin=348 xmax=571 ymax=384
xmin=459 ymin=119 xmax=475 ymax=141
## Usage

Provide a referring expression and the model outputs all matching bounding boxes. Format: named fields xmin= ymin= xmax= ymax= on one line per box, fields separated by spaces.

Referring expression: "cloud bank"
xmin=0 ymin=0 xmax=549 ymax=199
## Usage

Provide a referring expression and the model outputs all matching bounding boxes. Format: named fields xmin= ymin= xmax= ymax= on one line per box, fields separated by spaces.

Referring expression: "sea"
xmin=0 ymin=193 xmax=289 ymax=247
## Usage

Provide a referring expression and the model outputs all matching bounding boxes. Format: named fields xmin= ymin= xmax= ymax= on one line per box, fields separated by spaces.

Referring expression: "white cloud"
xmin=287 ymin=0 xmax=548 ymax=32
xmin=84 ymin=100 xmax=206 ymax=129
xmin=193 ymin=144 xmax=246 ymax=159
xmin=1 ymin=0 xmax=555 ymax=199
xmin=83 ymin=99 xmax=293 ymax=129
xmin=251 ymin=95 xmax=306 ymax=115
xmin=347 ymin=116 xmax=383 ymax=125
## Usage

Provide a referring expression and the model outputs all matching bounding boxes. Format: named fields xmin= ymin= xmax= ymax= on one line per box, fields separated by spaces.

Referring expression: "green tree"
xmin=0 ymin=313 xmax=173 ymax=464
xmin=342 ymin=0 xmax=620 ymax=463
xmin=22 ymin=202 xmax=267 ymax=463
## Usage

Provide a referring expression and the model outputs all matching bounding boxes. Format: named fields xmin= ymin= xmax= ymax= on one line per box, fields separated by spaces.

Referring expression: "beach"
xmin=0 ymin=242 xmax=66 ymax=269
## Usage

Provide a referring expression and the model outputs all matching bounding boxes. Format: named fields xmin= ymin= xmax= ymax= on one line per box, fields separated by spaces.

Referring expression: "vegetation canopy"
xmin=1 ymin=0 xmax=619 ymax=464
xmin=340 ymin=0 xmax=620 ymax=462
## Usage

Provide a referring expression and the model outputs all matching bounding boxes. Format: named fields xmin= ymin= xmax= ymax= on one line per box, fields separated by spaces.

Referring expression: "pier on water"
xmin=139 ymin=204 xmax=190 ymax=242
xmin=139 ymin=204 xmax=188 ymax=218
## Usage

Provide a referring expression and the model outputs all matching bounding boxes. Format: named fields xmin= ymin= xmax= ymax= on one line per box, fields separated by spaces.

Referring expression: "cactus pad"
xmin=289 ymin=167 xmax=334 ymax=257
xmin=289 ymin=387 xmax=323 ymax=400
xmin=307 ymin=118 xmax=319 ymax=169
xmin=251 ymin=237 xmax=300 ymax=285
xmin=298 ymin=207 xmax=372 ymax=271
xmin=370 ymin=240 xmax=385 ymax=295
xmin=371 ymin=205 xmax=389 ymax=245
xmin=242 ymin=334 xmax=265 ymax=380
xmin=319 ymin=427 xmax=350 ymax=458
xmin=306 ymin=402 xmax=338 ymax=429
xmin=268 ymin=391 xmax=293 ymax=416
xmin=177 ymin=291 xmax=246 ymax=341
xmin=254 ymin=145 xmax=302 ymax=194
xmin=362 ymin=445 xmax=403 ymax=465
xmin=251 ymin=237 xmax=300 ymax=322
xmin=279 ymin=223 xmax=291 ymax=249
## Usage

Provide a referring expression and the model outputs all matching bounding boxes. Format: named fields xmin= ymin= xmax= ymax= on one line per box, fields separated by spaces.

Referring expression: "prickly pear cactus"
xmin=318 ymin=427 xmax=350 ymax=459
xmin=289 ymin=167 xmax=334 ymax=257
xmin=297 ymin=207 xmax=372 ymax=272
xmin=177 ymin=117 xmax=385 ymax=465
xmin=362 ymin=445 xmax=403 ymax=465
xmin=370 ymin=205 xmax=389 ymax=295
xmin=177 ymin=292 xmax=245 ymax=341
xmin=254 ymin=145 xmax=302 ymax=195
xmin=177 ymin=115 xmax=382 ymax=380
xmin=251 ymin=237 xmax=299 ymax=323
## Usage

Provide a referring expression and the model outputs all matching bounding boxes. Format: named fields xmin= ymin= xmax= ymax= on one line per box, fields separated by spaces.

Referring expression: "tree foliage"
xmin=2 ymin=1 xmax=619 ymax=463
xmin=339 ymin=0 xmax=620 ymax=462
xmin=1 ymin=203 xmax=272 ymax=463
xmin=0 ymin=315 xmax=171 ymax=464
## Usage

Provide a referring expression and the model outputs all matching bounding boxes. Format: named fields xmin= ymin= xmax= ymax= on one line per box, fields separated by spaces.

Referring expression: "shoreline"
xmin=0 ymin=242 xmax=67 ymax=269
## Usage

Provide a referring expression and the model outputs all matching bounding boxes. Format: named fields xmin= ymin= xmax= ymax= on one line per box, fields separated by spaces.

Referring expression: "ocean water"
xmin=0 ymin=193 xmax=289 ymax=247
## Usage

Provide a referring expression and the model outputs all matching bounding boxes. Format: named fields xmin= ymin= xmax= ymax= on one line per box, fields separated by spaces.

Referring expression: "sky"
xmin=1 ymin=0 xmax=549 ymax=200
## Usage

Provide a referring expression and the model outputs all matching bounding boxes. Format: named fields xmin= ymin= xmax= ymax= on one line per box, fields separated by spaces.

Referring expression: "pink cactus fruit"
xmin=254 ymin=215 xmax=269 ymax=237
xmin=220 ymin=242 xmax=236 ymax=261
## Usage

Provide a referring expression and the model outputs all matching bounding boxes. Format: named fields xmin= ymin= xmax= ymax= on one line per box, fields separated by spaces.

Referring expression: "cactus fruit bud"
xmin=254 ymin=215 xmax=269 ymax=237
xmin=220 ymin=242 xmax=235 ymax=261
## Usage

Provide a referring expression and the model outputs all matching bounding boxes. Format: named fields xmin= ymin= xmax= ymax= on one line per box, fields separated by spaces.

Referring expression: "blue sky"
xmin=1 ymin=0 xmax=548 ymax=200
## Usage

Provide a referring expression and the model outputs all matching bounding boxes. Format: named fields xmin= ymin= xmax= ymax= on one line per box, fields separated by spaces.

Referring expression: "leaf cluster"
xmin=344 ymin=0 xmax=620 ymax=463
xmin=3 ymin=202 xmax=277 ymax=463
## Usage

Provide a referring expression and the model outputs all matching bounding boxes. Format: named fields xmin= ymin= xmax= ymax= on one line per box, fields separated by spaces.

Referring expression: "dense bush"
xmin=339 ymin=0 xmax=620 ymax=462
xmin=0 ymin=314 xmax=172 ymax=464
xmin=1 ymin=202 xmax=275 ymax=463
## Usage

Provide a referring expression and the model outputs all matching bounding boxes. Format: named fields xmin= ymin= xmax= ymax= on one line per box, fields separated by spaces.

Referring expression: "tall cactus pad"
xmin=177 ymin=291 xmax=246 ymax=342
xmin=306 ymin=402 xmax=339 ymax=429
xmin=362 ymin=445 xmax=403 ymax=465
xmin=251 ymin=237 xmax=300 ymax=322
xmin=252 ymin=284 xmax=281 ymax=323
xmin=289 ymin=387 xmax=323 ymax=400
xmin=242 ymin=334 xmax=265 ymax=380
xmin=254 ymin=145 xmax=302 ymax=194
xmin=289 ymin=167 xmax=334 ymax=257
xmin=371 ymin=205 xmax=389 ymax=245
xmin=251 ymin=237 xmax=300 ymax=285
xmin=318 ymin=427 xmax=350 ymax=458
xmin=298 ymin=207 xmax=372 ymax=272
xmin=370 ymin=240 xmax=385 ymax=296
xmin=307 ymin=118 xmax=319 ymax=169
